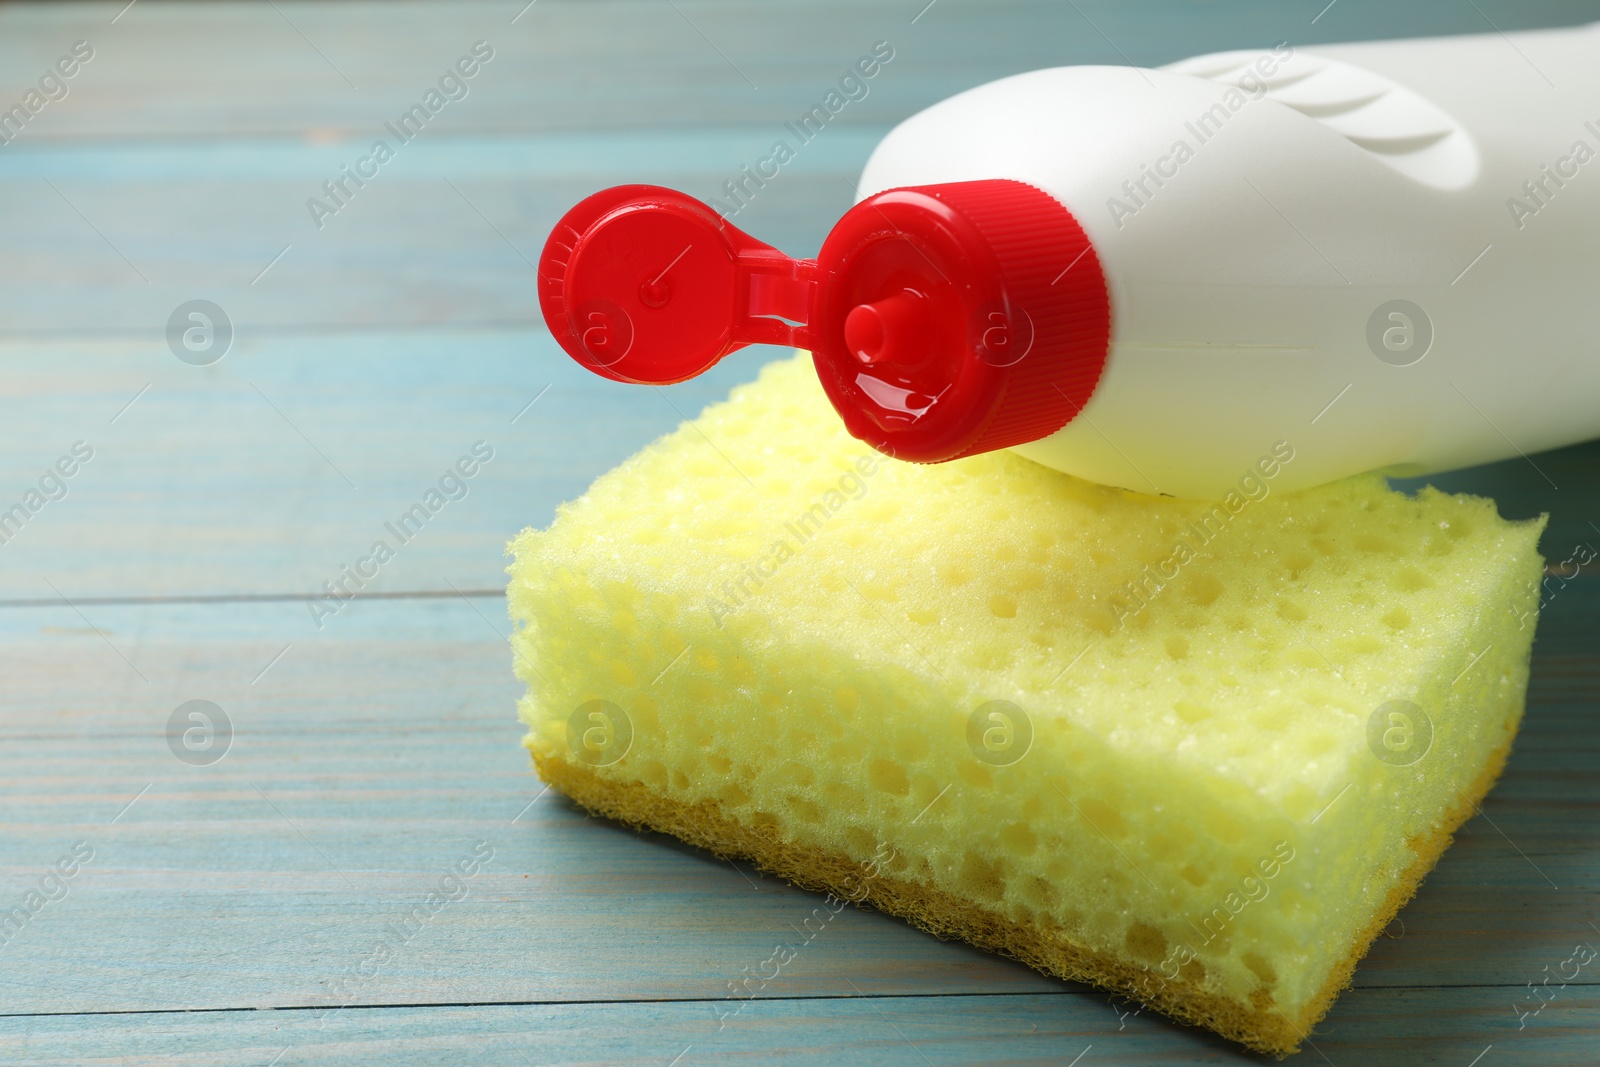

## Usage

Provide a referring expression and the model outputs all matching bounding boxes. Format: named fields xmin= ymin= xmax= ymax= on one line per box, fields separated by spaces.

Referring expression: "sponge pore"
xmin=508 ymin=353 xmax=1545 ymax=1056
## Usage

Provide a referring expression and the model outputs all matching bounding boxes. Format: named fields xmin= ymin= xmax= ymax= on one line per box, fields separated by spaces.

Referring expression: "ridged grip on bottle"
xmin=936 ymin=180 xmax=1110 ymax=458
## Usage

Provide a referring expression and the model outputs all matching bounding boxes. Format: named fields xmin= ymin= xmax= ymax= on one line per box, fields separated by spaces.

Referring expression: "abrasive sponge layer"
xmin=508 ymin=354 xmax=1545 ymax=1056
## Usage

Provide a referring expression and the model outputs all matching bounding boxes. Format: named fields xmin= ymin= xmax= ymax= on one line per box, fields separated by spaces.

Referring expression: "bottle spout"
xmin=845 ymin=289 xmax=934 ymax=367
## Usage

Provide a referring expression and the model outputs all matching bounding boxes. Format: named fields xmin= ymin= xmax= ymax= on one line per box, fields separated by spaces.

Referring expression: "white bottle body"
xmin=857 ymin=23 xmax=1600 ymax=497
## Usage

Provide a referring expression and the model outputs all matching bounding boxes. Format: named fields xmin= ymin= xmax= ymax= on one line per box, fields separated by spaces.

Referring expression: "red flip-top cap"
xmin=538 ymin=179 xmax=1110 ymax=463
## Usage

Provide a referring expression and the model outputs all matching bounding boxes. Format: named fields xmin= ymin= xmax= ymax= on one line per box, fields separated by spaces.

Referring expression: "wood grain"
xmin=1 ymin=0 xmax=1597 ymax=1063
xmin=0 ymin=599 xmax=1593 ymax=1049
xmin=3 ymin=988 xmax=1597 ymax=1067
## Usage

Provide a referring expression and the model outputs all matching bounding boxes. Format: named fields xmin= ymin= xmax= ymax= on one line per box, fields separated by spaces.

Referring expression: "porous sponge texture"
xmin=508 ymin=353 xmax=1545 ymax=1056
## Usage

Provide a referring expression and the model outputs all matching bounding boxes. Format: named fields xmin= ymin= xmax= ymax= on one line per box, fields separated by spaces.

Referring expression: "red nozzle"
xmin=845 ymin=289 xmax=934 ymax=366
xmin=537 ymin=179 xmax=1110 ymax=462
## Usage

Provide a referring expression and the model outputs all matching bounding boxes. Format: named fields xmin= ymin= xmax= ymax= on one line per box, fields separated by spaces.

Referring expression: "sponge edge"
xmin=508 ymin=354 xmax=1546 ymax=1056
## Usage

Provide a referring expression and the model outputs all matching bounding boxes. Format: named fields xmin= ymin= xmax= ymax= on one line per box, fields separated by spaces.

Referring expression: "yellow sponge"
xmin=508 ymin=354 xmax=1544 ymax=1056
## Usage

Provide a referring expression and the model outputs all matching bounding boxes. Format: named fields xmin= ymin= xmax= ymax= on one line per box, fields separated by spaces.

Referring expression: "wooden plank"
xmin=0 ymin=135 xmax=871 ymax=335
xmin=2 ymin=325 xmax=1596 ymax=601
xmin=2 ymin=1 xmax=1598 ymax=1062
xmin=4 ymin=0 xmax=1593 ymax=141
xmin=0 ymin=597 xmax=1592 ymax=1023
xmin=0 ymin=0 xmax=1595 ymax=338
xmin=0 ymin=598 xmax=1056 ymax=1019
xmin=2 ymin=987 xmax=1596 ymax=1066
xmin=0 ymin=327 xmax=766 ymax=600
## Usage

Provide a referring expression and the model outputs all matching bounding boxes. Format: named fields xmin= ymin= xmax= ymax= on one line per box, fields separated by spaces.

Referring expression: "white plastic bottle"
xmin=538 ymin=22 xmax=1600 ymax=498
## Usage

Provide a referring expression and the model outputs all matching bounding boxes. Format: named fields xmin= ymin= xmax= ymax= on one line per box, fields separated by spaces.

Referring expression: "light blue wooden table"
xmin=1 ymin=1 xmax=1597 ymax=1063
